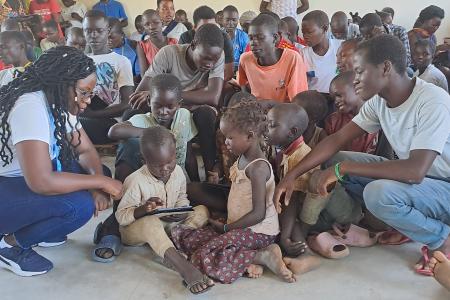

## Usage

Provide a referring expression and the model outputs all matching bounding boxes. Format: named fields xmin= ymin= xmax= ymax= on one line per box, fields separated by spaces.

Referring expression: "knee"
xmin=140 ymin=215 xmax=164 ymax=229
xmin=363 ymin=180 xmax=401 ymax=217
xmin=69 ymin=191 xmax=95 ymax=224
xmin=193 ymin=205 xmax=210 ymax=219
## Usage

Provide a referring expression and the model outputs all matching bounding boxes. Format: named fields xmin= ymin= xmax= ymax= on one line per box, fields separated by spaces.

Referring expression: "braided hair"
xmin=0 ymin=46 xmax=96 ymax=168
xmin=221 ymin=100 xmax=267 ymax=137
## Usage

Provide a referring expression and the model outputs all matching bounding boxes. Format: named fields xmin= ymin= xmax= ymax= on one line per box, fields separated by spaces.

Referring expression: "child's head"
xmin=175 ymin=9 xmax=188 ymax=23
xmin=248 ymin=14 xmax=279 ymax=60
xmin=412 ymin=39 xmax=434 ymax=71
xmin=228 ymin=91 xmax=256 ymax=107
xmin=336 ymin=38 xmax=360 ymax=73
xmin=157 ymin=0 xmax=175 ymax=26
xmin=281 ymin=16 xmax=299 ymax=40
xmin=266 ymin=103 xmax=309 ymax=149
xmin=140 ymin=126 xmax=177 ymax=182
xmin=108 ymin=17 xmax=124 ymax=49
xmin=415 ymin=5 xmax=445 ymax=35
xmin=359 ymin=13 xmax=385 ymax=40
xmin=134 ymin=15 xmax=144 ymax=34
xmin=149 ymin=74 xmax=182 ymax=128
xmin=223 ymin=5 xmax=239 ymax=33
xmin=381 ymin=7 xmax=394 ymax=23
xmin=240 ymin=11 xmax=257 ymax=34
xmin=191 ymin=24 xmax=224 ymax=71
xmin=330 ymin=71 xmax=362 ymax=115
xmin=293 ymin=91 xmax=329 ymax=125
xmin=353 ymin=34 xmax=407 ymax=101
xmin=0 ymin=31 xmax=28 ymax=66
xmin=192 ymin=6 xmax=216 ymax=30
xmin=142 ymin=9 xmax=162 ymax=37
xmin=42 ymin=20 xmax=60 ymax=43
xmin=330 ymin=11 xmax=349 ymax=40
xmin=1 ymin=18 xmax=20 ymax=32
xmin=216 ymin=10 xmax=224 ymax=27
xmin=302 ymin=10 xmax=329 ymax=47
xmin=83 ymin=10 xmax=109 ymax=52
xmin=278 ymin=20 xmax=290 ymax=42
xmin=66 ymin=27 xmax=86 ymax=51
xmin=220 ymin=100 xmax=266 ymax=156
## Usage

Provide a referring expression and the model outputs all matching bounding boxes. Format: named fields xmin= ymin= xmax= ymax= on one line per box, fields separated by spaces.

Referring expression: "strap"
xmin=243 ymin=158 xmax=273 ymax=175
xmin=162 ymin=20 xmax=178 ymax=36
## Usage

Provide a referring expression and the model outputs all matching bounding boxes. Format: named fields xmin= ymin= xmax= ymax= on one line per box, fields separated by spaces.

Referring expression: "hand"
xmin=91 ymin=190 xmax=111 ymax=217
xmin=101 ymin=177 xmax=123 ymax=200
xmin=207 ymin=171 xmax=220 ymax=184
xmin=143 ymin=197 xmax=164 ymax=213
xmin=209 ymin=218 xmax=225 ymax=234
xmin=280 ymin=238 xmax=307 ymax=257
xmin=308 ymin=168 xmax=338 ymax=196
xmin=273 ymin=173 xmax=297 ymax=214
xmin=160 ymin=213 xmax=188 ymax=222
xmin=129 ymin=91 xmax=150 ymax=110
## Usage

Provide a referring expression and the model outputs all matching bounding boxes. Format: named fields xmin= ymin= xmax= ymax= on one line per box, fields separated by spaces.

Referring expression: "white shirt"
xmin=353 ymin=78 xmax=450 ymax=179
xmin=301 ymin=38 xmax=343 ymax=93
xmin=0 ymin=67 xmax=23 ymax=86
xmin=263 ymin=0 xmax=297 ymax=19
xmin=129 ymin=31 xmax=143 ymax=42
xmin=163 ymin=22 xmax=187 ymax=41
xmin=0 ymin=91 xmax=81 ymax=177
xmin=415 ymin=64 xmax=449 ymax=93
xmin=88 ymin=52 xmax=134 ymax=106
xmin=61 ymin=2 xmax=87 ymax=29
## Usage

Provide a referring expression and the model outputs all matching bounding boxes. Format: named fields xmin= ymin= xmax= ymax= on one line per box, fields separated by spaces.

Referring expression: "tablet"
xmin=146 ymin=206 xmax=194 ymax=216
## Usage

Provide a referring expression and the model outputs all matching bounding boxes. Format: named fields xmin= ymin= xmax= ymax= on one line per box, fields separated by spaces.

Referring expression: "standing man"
xmin=158 ymin=0 xmax=187 ymax=41
xmin=260 ymin=0 xmax=309 ymax=19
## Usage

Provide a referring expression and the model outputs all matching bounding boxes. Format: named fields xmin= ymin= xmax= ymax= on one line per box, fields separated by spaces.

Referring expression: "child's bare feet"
xmin=253 ymin=244 xmax=296 ymax=283
xmin=283 ymin=254 xmax=321 ymax=275
xmin=245 ymin=264 xmax=264 ymax=279
xmin=430 ymin=251 xmax=450 ymax=291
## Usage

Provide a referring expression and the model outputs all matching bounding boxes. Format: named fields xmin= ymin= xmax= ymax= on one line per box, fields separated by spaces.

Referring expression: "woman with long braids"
xmin=0 ymin=46 xmax=123 ymax=277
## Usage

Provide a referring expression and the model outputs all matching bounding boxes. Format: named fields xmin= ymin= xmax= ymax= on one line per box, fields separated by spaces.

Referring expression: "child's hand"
xmin=129 ymin=91 xmax=150 ymax=110
xmin=143 ymin=197 xmax=164 ymax=212
xmin=280 ymin=238 xmax=307 ymax=257
xmin=91 ymin=190 xmax=111 ymax=217
xmin=160 ymin=214 xmax=188 ymax=223
xmin=209 ymin=218 xmax=225 ymax=234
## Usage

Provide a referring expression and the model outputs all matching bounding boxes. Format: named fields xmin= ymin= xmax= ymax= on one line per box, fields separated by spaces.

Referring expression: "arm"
xmin=136 ymin=43 xmax=150 ymax=77
xmin=83 ymin=85 xmax=134 ymax=118
xmin=279 ymin=192 xmax=306 ymax=256
xmin=108 ymin=121 xmax=145 ymax=141
xmin=260 ymin=0 xmax=270 ymax=13
xmin=181 ymin=77 xmax=224 ymax=107
xmin=224 ymin=63 xmax=234 ymax=82
xmin=296 ymin=0 xmax=310 ymax=14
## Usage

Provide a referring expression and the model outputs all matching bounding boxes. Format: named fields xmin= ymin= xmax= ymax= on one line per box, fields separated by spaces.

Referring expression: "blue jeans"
xmin=0 ymin=164 xmax=95 ymax=249
xmin=327 ymin=151 xmax=450 ymax=249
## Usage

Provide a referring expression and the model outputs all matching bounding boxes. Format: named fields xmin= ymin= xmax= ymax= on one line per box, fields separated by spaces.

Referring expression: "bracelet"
xmin=334 ymin=163 xmax=346 ymax=183
xmin=223 ymin=224 xmax=228 ymax=233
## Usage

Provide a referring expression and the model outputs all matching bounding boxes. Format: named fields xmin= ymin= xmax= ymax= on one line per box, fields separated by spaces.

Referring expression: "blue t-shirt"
xmin=93 ymin=0 xmax=127 ymax=20
xmin=232 ymin=29 xmax=249 ymax=69
xmin=112 ymin=38 xmax=139 ymax=76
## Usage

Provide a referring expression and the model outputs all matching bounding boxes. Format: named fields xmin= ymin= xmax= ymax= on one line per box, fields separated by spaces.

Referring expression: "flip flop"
xmin=378 ymin=230 xmax=411 ymax=245
xmin=307 ymin=232 xmax=350 ymax=259
xmin=331 ymin=224 xmax=380 ymax=248
xmin=182 ymin=274 xmax=214 ymax=295
xmin=92 ymin=223 xmax=122 ymax=263
xmin=416 ymin=246 xmax=434 ymax=276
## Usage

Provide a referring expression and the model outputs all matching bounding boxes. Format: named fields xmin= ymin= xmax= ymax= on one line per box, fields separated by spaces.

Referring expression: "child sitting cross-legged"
xmin=171 ymin=100 xmax=296 ymax=284
xmin=115 ymin=126 xmax=213 ymax=295
xmin=266 ymin=103 xmax=324 ymax=272
xmin=325 ymin=71 xmax=378 ymax=154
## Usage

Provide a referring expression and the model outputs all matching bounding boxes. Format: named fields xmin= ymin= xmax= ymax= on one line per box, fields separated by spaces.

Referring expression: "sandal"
xmin=307 ymin=232 xmax=350 ymax=259
xmin=377 ymin=230 xmax=411 ymax=245
xmin=92 ymin=222 xmax=122 ymax=263
xmin=416 ymin=246 xmax=434 ymax=276
xmin=331 ymin=224 xmax=380 ymax=248
xmin=182 ymin=274 xmax=214 ymax=295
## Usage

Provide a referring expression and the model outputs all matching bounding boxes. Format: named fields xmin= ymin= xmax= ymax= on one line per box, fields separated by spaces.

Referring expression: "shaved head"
xmin=331 ymin=11 xmax=348 ymax=25
xmin=271 ymin=103 xmax=309 ymax=134
xmin=331 ymin=11 xmax=349 ymax=40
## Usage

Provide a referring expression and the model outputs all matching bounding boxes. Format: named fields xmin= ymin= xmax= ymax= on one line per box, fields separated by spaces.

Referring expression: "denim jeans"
xmin=0 ymin=163 xmax=95 ymax=249
xmin=328 ymin=151 xmax=450 ymax=249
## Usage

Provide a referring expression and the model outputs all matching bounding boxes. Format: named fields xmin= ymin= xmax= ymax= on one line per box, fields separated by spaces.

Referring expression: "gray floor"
xmin=1 ymin=210 xmax=449 ymax=300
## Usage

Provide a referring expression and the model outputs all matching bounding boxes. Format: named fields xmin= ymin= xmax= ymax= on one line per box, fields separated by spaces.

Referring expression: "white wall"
xmin=77 ymin=0 xmax=450 ymax=41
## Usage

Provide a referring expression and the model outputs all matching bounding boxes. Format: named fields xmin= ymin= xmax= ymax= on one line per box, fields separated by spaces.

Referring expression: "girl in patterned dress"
xmin=171 ymin=100 xmax=296 ymax=284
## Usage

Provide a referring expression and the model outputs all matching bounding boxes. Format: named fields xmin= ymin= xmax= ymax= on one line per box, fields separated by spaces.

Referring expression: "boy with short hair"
xmin=0 ymin=31 xmax=30 ymax=85
xmin=108 ymin=18 xmax=139 ymax=77
xmin=40 ymin=19 xmax=64 ymax=51
xmin=223 ymin=5 xmax=248 ymax=70
xmin=65 ymin=26 xmax=86 ymax=50
xmin=129 ymin=15 xmax=144 ymax=42
xmin=336 ymin=38 xmax=359 ymax=74
xmin=282 ymin=16 xmax=305 ymax=47
xmin=412 ymin=39 xmax=448 ymax=92
xmin=81 ymin=10 xmax=134 ymax=144
xmin=175 ymin=9 xmax=192 ymax=30
xmin=238 ymin=14 xmax=308 ymax=102
xmin=240 ymin=10 xmax=257 ymax=34
xmin=330 ymin=11 xmax=360 ymax=40
xmin=92 ymin=0 xmax=127 ymax=27
xmin=301 ymin=10 xmax=343 ymax=93
xmin=157 ymin=0 xmax=187 ymax=40
xmin=116 ymin=126 xmax=213 ymax=295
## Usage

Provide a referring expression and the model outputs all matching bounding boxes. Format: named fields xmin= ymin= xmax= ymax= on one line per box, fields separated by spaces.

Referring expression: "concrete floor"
xmin=1 ymin=209 xmax=449 ymax=300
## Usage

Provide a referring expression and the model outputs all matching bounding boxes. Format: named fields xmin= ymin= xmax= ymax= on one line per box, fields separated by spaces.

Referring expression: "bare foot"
xmin=283 ymin=254 xmax=321 ymax=275
xmin=430 ymin=251 xmax=450 ymax=291
xmin=245 ymin=264 xmax=264 ymax=279
xmin=254 ymin=244 xmax=296 ymax=283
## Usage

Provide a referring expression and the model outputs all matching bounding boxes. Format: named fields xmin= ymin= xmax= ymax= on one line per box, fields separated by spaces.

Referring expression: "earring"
xmin=75 ymin=96 xmax=78 ymax=102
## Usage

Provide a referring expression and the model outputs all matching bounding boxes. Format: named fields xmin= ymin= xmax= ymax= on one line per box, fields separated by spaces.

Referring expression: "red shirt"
xmin=325 ymin=112 xmax=378 ymax=154
xmin=29 ymin=0 xmax=61 ymax=22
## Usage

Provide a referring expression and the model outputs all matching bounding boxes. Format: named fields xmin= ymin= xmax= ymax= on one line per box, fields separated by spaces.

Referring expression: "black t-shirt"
xmin=178 ymin=29 xmax=234 ymax=64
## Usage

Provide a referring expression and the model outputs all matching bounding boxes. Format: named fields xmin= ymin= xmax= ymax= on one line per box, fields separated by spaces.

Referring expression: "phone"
xmin=146 ymin=206 xmax=194 ymax=216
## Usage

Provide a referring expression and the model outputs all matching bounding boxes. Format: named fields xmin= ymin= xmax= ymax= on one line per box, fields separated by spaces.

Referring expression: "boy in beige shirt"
xmin=116 ymin=126 xmax=214 ymax=295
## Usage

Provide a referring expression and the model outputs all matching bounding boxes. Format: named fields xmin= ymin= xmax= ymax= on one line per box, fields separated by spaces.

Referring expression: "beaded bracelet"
xmin=334 ymin=163 xmax=346 ymax=183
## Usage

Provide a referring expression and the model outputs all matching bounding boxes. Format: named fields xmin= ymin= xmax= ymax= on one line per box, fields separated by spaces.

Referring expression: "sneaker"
xmin=0 ymin=246 xmax=53 ymax=277
xmin=38 ymin=237 xmax=67 ymax=248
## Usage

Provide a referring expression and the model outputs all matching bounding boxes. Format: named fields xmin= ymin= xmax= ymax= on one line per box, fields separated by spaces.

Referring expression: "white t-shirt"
xmin=89 ymin=52 xmax=134 ymax=106
xmin=163 ymin=22 xmax=187 ymax=41
xmin=415 ymin=64 xmax=449 ymax=93
xmin=61 ymin=2 xmax=87 ymax=28
xmin=0 ymin=68 xmax=23 ymax=86
xmin=301 ymin=38 xmax=343 ymax=93
xmin=353 ymin=78 xmax=450 ymax=178
xmin=0 ymin=91 xmax=81 ymax=177
xmin=263 ymin=0 xmax=297 ymax=19
xmin=129 ymin=31 xmax=143 ymax=42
